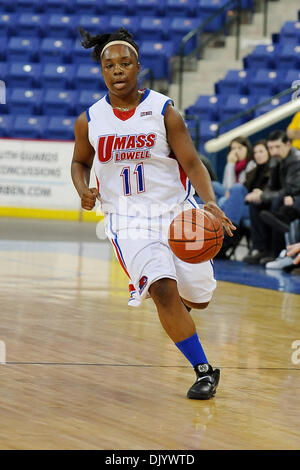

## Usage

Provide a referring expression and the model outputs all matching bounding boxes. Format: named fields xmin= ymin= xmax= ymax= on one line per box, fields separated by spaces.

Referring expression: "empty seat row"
xmin=0 ymin=13 xmax=205 ymax=43
xmin=0 ymin=114 xmax=76 ymax=139
xmin=215 ymin=68 xmax=300 ymax=97
xmin=0 ymin=62 xmax=107 ymax=90
xmin=0 ymin=0 xmax=253 ymax=17
xmin=2 ymin=88 xmax=106 ymax=116
xmin=0 ymin=39 xmax=175 ymax=79
xmin=185 ymin=91 xmax=292 ymax=144
xmin=243 ymin=41 xmax=300 ymax=69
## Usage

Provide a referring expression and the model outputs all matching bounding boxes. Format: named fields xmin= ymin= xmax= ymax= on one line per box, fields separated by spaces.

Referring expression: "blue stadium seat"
xmin=74 ymin=0 xmax=102 ymax=15
xmin=0 ymin=0 xmax=13 ymax=12
xmin=276 ymin=44 xmax=300 ymax=70
xmin=0 ymin=13 xmax=17 ymax=36
xmin=0 ymin=115 xmax=12 ymax=137
xmin=140 ymin=41 xmax=174 ymax=80
xmin=215 ymin=69 xmax=250 ymax=96
xmin=9 ymin=88 xmax=43 ymax=115
xmin=185 ymin=117 xmax=199 ymax=141
xmin=243 ymin=44 xmax=278 ymax=70
xmin=186 ymin=95 xmax=220 ymax=121
xmin=280 ymin=21 xmax=300 ymax=43
xmin=140 ymin=17 xmax=171 ymax=41
xmin=248 ymin=69 xmax=284 ymax=97
xmin=8 ymin=37 xmax=39 ymax=63
xmin=280 ymin=69 xmax=300 ymax=91
xmin=199 ymin=120 xmax=219 ymax=143
xmin=197 ymin=0 xmax=228 ymax=32
xmin=0 ymin=38 xmax=7 ymax=62
xmin=42 ymin=64 xmax=76 ymax=89
xmin=0 ymin=62 xmax=8 ymax=83
xmin=44 ymin=0 xmax=74 ymax=14
xmin=76 ymin=90 xmax=105 ymax=114
xmin=75 ymin=64 xmax=106 ymax=90
xmin=109 ymin=16 xmax=140 ymax=39
xmin=16 ymin=0 xmax=42 ymax=13
xmin=78 ymin=15 xmax=109 ymax=36
xmin=17 ymin=13 xmax=46 ymax=38
xmin=166 ymin=0 xmax=197 ymax=18
xmin=46 ymin=116 xmax=76 ymax=139
xmin=253 ymin=95 xmax=291 ymax=118
xmin=12 ymin=115 xmax=47 ymax=139
xmin=170 ymin=18 xmax=200 ymax=54
xmin=8 ymin=62 xmax=42 ymax=88
xmin=42 ymin=89 xmax=78 ymax=116
xmin=219 ymin=95 xmax=256 ymax=123
xmin=134 ymin=0 xmax=162 ymax=17
xmin=73 ymin=39 xmax=94 ymax=64
xmin=104 ymin=0 xmax=134 ymax=16
xmin=46 ymin=14 xmax=79 ymax=39
xmin=40 ymin=38 xmax=72 ymax=63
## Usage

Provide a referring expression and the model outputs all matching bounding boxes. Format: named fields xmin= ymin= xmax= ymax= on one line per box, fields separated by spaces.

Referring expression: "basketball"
xmin=168 ymin=208 xmax=224 ymax=263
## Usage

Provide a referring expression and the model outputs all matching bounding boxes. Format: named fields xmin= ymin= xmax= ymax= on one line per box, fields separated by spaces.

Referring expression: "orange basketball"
xmin=168 ymin=208 xmax=224 ymax=263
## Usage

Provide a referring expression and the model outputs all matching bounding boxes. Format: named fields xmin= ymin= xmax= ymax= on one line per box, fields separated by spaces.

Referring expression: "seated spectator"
xmin=287 ymin=111 xmax=300 ymax=150
xmin=215 ymin=140 xmax=270 ymax=259
xmin=260 ymin=195 xmax=300 ymax=233
xmin=212 ymin=136 xmax=254 ymax=202
xmin=243 ymin=130 xmax=300 ymax=266
xmin=221 ymin=139 xmax=270 ymax=227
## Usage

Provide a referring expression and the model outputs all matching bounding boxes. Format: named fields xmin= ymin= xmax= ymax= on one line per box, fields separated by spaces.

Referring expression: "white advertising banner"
xmin=0 ymin=138 xmax=79 ymax=210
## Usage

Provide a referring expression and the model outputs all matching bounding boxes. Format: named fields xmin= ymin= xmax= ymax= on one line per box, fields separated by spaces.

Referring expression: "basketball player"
xmin=71 ymin=28 xmax=236 ymax=400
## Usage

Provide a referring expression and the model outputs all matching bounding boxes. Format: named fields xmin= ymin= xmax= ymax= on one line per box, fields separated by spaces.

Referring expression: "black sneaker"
xmin=187 ymin=363 xmax=220 ymax=400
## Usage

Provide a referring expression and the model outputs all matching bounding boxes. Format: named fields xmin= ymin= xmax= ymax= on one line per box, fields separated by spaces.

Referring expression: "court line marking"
xmin=2 ymin=362 xmax=300 ymax=370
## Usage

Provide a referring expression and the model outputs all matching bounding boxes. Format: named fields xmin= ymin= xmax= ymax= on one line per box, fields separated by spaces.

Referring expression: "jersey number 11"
xmin=120 ymin=163 xmax=145 ymax=196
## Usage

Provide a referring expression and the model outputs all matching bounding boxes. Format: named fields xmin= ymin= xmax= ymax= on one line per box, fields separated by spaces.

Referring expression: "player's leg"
xmin=149 ymin=277 xmax=220 ymax=400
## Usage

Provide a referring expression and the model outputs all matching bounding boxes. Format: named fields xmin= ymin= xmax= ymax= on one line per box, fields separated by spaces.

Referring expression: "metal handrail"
xmin=216 ymin=85 xmax=298 ymax=137
xmin=178 ymin=0 xmax=242 ymax=110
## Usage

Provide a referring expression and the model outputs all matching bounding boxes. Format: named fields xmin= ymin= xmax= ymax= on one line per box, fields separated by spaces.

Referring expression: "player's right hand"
xmin=80 ymin=187 xmax=101 ymax=210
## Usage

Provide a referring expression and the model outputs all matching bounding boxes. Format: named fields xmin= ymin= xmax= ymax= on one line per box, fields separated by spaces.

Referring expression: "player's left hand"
xmin=204 ymin=201 xmax=236 ymax=237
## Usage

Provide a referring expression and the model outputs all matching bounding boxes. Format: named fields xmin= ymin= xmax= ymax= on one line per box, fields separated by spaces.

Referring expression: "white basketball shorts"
xmin=106 ymin=198 xmax=217 ymax=307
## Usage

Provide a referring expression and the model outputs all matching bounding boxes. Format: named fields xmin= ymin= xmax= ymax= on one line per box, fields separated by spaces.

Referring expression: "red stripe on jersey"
xmin=168 ymin=151 xmax=187 ymax=189
xmin=111 ymin=239 xmax=130 ymax=278
xmin=113 ymin=108 xmax=136 ymax=121
xmin=96 ymin=175 xmax=100 ymax=193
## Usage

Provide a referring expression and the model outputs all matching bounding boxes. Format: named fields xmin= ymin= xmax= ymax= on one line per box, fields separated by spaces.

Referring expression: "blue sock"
xmin=175 ymin=333 xmax=208 ymax=367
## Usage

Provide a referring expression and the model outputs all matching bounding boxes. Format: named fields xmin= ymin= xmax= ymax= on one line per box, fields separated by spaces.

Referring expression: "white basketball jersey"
xmin=87 ymin=89 xmax=194 ymax=227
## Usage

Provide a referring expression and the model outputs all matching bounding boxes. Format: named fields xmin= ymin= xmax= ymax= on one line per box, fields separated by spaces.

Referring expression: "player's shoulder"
xmin=146 ymin=89 xmax=174 ymax=116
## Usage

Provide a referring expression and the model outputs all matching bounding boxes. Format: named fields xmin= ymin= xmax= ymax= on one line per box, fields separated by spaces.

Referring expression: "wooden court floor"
xmin=0 ymin=236 xmax=299 ymax=450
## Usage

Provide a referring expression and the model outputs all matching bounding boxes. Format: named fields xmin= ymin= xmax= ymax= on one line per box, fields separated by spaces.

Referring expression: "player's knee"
xmin=149 ymin=278 xmax=178 ymax=307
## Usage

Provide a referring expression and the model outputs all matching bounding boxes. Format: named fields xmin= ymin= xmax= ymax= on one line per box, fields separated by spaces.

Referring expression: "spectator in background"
xmin=212 ymin=136 xmax=254 ymax=203
xmin=287 ymin=111 xmax=300 ymax=150
xmin=243 ymin=130 xmax=300 ymax=265
xmin=215 ymin=140 xmax=270 ymax=258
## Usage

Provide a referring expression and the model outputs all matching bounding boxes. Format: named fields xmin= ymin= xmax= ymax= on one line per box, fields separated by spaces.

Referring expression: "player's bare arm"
xmin=71 ymin=112 xmax=100 ymax=210
xmin=164 ymin=105 xmax=236 ymax=236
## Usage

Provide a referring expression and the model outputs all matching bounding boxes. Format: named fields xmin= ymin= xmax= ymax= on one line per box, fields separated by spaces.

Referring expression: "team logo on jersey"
xmin=138 ymin=275 xmax=148 ymax=295
xmin=140 ymin=111 xmax=152 ymax=117
xmin=97 ymin=133 xmax=157 ymax=164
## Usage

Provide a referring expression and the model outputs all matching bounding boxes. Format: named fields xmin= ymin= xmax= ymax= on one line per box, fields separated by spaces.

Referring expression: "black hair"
xmin=267 ymin=130 xmax=291 ymax=143
xmin=79 ymin=27 xmax=139 ymax=63
xmin=253 ymin=139 xmax=268 ymax=150
xmin=230 ymin=135 xmax=253 ymax=163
